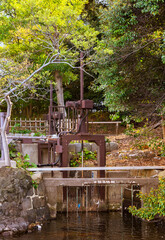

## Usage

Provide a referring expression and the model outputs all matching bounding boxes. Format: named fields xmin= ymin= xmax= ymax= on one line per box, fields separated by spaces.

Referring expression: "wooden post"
xmin=40 ymin=118 xmax=41 ymax=132
xmin=35 ymin=118 xmax=37 ymax=132
xmin=116 ymin=122 xmax=119 ymax=136
xmin=20 ymin=118 xmax=22 ymax=127
xmin=25 ymin=118 xmax=27 ymax=129
xmin=29 ymin=118 xmax=31 ymax=132
xmin=162 ymin=115 xmax=165 ymax=142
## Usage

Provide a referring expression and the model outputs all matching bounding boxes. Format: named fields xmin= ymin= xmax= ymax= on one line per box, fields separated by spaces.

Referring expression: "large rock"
xmin=0 ymin=217 xmax=29 ymax=237
xmin=118 ymin=150 xmax=156 ymax=160
xmin=109 ymin=142 xmax=119 ymax=152
xmin=158 ymin=170 xmax=165 ymax=178
xmin=91 ymin=143 xmax=98 ymax=152
xmin=0 ymin=167 xmax=50 ymax=237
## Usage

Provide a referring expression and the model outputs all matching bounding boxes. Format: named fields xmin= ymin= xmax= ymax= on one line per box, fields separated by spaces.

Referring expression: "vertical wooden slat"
xmin=35 ymin=118 xmax=37 ymax=131
xmin=116 ymin=123 xmax=119 ymax=136
xmin=29 ymin=118 xmax=31 ymax=131
xmin=40 ymin=118 xmax=41 ymax=132
xmin=25 ymin=118 xmax=27 ymax=129
xmin=20 ymin=118 xmax=22 ymax=127
xmin=162 ymin=115 xmax=165 ymax=142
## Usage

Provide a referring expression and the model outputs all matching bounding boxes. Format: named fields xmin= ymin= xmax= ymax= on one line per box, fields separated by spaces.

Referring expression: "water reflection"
xmin=12 ymin=212 xmax=165 ymax=240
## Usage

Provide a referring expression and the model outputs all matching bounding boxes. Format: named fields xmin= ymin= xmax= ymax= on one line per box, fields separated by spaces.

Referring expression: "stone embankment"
xmin=0 ymin=167 xmax=50 ymax=237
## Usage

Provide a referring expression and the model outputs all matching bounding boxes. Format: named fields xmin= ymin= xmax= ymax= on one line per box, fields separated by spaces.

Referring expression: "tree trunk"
xmin=54 ymin=71 xmax=65 ymax=107
xmin=1 ymin=96 xmax=12 ymax=166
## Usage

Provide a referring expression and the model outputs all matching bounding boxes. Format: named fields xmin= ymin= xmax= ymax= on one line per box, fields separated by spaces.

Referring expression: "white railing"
xmin=27 ymin=166 xmax=165 ymax=172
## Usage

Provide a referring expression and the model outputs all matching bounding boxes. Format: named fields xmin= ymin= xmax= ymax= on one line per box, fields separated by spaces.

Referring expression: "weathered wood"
xmin=9 ymin=118 xmax=49 ymax=133
xmin=162 ymin=116 xmax=165 ymax=141
xmin=7 ymin=135 xmax=47 ymax=139
xmin=88 ymin=121 xmax=121 ymax=135
xmin=88 ymin=121 xmax=121 ymax=124
xmin=149 ymin=121 xmax=161 ymax=131
xmin=9 ymin=119 xmax=121 ymax=134
xmin=43 ymin=178 xmax=159 ymax=187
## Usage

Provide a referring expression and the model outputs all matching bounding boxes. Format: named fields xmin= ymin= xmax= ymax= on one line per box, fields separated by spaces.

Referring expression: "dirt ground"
xmin=106 ymin=127 xmax=165 ymax=167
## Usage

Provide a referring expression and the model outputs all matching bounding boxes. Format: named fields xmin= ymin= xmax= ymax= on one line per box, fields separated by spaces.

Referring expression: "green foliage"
xmin=129 ymin=178 xmax=165 ymax=221
xmin=133 ymin=134 xmax=165 ymax=157
xmin=105 ymin=137 xmax=110 ymax=143
xmin=93 ymin=0 xmax=165 ymax=118
xmin=125 ymin=122 xmax=165 ymax=156
xmin=70 ymin=148 xmax=97 ymax=167
xmin=14 ymin=152 xmax=37 ymax=170
xmin=0 ymin=0 xmax=99 ymax=114
xmin=32 ymin=180 xmax=38 ymax=189
xmin=125 ymin=124 xmax=143 ymax=138
xmin=10 ymin=123 xmax=32 ymax=134
xmin=14 ymin=153 xmax=38 ymax=188
xmin=33 ymin=131 xmax=46 ymax=137
xmin=148 ymin=138 xmax=165 ymax=157
xmin=8 ymin=142 xmax=17 ymax=159
xmin=9 ymin=150 xmax=17 ymax=159
xmin=133 ymin=0 xmax=165 ymax=15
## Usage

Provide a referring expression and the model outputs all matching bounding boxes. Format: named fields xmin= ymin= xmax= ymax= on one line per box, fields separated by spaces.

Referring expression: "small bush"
xmin=129 ymin=178 xmax=165 ymax=221
xmin=70 ymin=148 xmax=97 ymax=167
xmin=14 ymin=152 xmax=37 ymax=170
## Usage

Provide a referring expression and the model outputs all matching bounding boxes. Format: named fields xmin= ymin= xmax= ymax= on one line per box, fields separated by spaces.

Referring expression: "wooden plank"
xmin=9 ymin=118 xmax=49 ymax=133
xmin=29 ymin=118 xmax=31 ymax=131
xmin=116 ymin=122 xmax=119 ymax=135
xmin=35 ymin=118 xmax=37 ymax=131
xmin=25 ymin=118 xmax=27 ymax=128
xmin=39 ymin=118 xmax=41 ymax=131
xmin=88 ymin=121 xmax=121 ymax=124
xmin=7 ymin=135 xmax=47 ymax=139
xmin=43 ymin=178 xmax=159 ymax=187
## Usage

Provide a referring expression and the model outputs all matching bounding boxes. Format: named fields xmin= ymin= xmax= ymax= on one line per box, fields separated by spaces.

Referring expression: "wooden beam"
xmin=43 ymin=178 xmax=159 ymax=187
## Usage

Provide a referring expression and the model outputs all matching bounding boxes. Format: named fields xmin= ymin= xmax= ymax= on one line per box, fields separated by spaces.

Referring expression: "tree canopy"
xmin=93 ymin=0 xmax=165 ymax=120
xmin=0 ymin=0 xmax=99 ymax=113
xmin=0 ymin=0 xmax=165 ymax=120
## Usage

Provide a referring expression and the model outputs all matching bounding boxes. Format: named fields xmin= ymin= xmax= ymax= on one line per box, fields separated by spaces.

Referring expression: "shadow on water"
xmin=9 ymin=212 xmax=165 ymax=240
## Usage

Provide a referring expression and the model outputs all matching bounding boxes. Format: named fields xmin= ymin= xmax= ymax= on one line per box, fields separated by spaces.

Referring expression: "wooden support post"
xmin=25 ymin=118 xmax=27 ymax=129
xmin=162 ymin=115 xmax=165 ymax=142
xmin=116 ymin=123 xmax=119 ymax=136
xmin=121 ymin=186 xmax=123 ymax=216
xmin=131 ymin=185 xmax=133 ymax=207
xmin=20 ymin=118 xmax=22 ymax=128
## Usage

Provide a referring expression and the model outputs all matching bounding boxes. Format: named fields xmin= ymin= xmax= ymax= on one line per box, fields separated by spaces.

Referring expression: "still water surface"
xmin=13 ymin=212 xmax=165 ymax=240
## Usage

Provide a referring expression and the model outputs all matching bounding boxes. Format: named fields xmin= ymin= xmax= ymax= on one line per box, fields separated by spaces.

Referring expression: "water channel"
xmin=11 ymin=212 xmax=165 ymax=240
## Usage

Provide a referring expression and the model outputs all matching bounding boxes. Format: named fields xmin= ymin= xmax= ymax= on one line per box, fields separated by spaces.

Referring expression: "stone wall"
xmin=0 ymin=167 xmax=50 ymax=237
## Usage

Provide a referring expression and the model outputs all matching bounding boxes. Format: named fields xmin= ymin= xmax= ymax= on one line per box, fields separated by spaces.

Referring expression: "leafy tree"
xmin=0 ymin=0 xmax=99 ymax=165
xmin=93 ymin=0 xmax=165 ymax=120
xmin=0 ymin=0 xmax=99 ymax=104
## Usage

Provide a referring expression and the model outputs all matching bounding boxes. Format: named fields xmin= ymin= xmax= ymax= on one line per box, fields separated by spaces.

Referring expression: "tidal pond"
xmin=12 ymin=212 xmax=165 ymax=240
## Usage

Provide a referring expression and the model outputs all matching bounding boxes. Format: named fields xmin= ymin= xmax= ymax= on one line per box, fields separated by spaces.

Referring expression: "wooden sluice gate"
xmin=42 ymin=175 xmax=158 ymax=213
xmin=28 ymin=167 xmax=160 ymax=213
xmin=42 ymin=177 xmax=159 ymax=187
